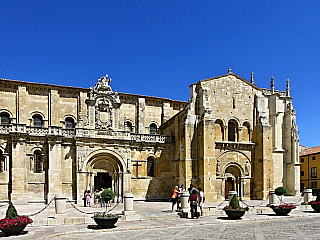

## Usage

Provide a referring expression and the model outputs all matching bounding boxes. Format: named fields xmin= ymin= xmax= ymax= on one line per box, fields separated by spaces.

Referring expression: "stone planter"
xmin=272 ymin=208 xmax=292 ymax=216
xmin=310 ymin=204 xmax=320 ymax=213
xmin=224 ymin=209 xmax=246 ymax=219
xmin=1 ymin=224 xmax=27 ymax=236
xmin=92 ymin=216 xmax=120 ymax=228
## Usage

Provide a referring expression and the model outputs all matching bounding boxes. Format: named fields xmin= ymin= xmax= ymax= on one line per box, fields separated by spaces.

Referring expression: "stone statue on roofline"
xmin=94 ymin=74 xmax=113 ymax=93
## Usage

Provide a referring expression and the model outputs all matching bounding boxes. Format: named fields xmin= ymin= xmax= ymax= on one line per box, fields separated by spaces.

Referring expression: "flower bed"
xmin=223 ymin=206 xmax=249 ymax=211
xmin=93 ymin=212 xmax=118 ymax=218
xmin=269 ymin=204 xmax=296 ymax=210
xmin=0 ymin=215 xmax=33 ymax=230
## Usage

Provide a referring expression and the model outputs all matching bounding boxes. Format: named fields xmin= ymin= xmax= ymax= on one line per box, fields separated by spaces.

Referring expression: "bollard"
xmin=54 ymin=195 xmax=67 ymax=219
xmin=228 ymin=191 xmax=238 ymax=204
xmin=302 ymin=189 xmax=312 ymax=205
xmin=122 ymin=193 xmax=140 ymax=221
xmin=123 ymin=193 xmax=134 ymax=212
xmin=181 ymin=192 xmax=190 ymax=213
xmin=269 ymin=190 xmax=277 ymax=205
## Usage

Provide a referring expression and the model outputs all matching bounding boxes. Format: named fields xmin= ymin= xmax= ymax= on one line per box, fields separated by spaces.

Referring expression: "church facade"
xmin=0 ymin=71 xmax=300 ymax=204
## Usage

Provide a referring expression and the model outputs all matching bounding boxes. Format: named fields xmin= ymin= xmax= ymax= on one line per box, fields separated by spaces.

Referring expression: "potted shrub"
xmin=92 ymin=189 xmax=121 ymax=228
xmin=309 ymin=191 xmax=320 ymax=212
xmin=223 ymin=194 xmax=248 ymax=219
xmin=270 ymin=187 xmax=296 ymax=216
xmin=0 ymin=202 xmax=33 ymax=236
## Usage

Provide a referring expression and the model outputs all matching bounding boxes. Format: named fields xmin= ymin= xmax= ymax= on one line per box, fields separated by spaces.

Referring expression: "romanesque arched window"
xmin=125 ymin=121 xmax=133 ymax=132
xmin=34 ymin=150 xmax=43 ymax=173
xmin=147 ymin=157 xmax=155 ymax=177
xmin=215 ymin=119 xmax=224 ymax=141
xmin=33 ymin=114 xmax=43 ymax=127
xmin=0 ymin=113 xmax=10 ymax=125
xmin=228 ymin=121 xmax=237 ymax=142
xmin=243 ymin=122 xmax=250 ymax=142
xmin=65 ymin=117 xmax=75 ymax=129
xmin=149 ymin=123 xmax=157 ymax=135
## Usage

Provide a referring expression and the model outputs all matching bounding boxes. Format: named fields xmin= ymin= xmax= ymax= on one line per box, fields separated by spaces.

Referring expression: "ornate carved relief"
xmin=77 ymin=147 xmax=95 ymax=172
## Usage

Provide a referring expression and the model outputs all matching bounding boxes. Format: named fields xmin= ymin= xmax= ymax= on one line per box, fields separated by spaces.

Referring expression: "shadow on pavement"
xmin=87 ymin=224 xmax=117 ymax=230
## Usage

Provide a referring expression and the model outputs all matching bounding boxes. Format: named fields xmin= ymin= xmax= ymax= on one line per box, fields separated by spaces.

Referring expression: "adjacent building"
xmin=300 ymin=146 xmax=320 ymax=193
xmin=0 ymin=70 xmax=300 ymax=204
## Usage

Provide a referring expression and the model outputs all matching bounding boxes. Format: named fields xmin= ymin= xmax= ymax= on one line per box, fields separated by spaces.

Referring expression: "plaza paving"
xmin=0 ymin=195 xmax=318 ymax=239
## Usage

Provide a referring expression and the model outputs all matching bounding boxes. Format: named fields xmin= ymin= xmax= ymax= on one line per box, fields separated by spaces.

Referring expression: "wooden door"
xmin=225 ymin=178 xmax=234 ymax=198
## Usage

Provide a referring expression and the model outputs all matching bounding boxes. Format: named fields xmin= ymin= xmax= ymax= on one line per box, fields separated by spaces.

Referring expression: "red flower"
xmin=0 ymin=216 xmax=33 ymax=230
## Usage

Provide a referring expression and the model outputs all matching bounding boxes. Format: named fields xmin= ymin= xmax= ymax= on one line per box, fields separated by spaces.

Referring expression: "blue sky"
xmin=0 ymin=1 xmax=319 ymax=147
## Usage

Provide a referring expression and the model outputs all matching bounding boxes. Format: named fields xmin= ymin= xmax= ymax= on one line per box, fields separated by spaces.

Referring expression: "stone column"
xmin=228 ymin=191 xmax=238 ymax=204
xmin=268 ymin=190 xmax=277 ymax=205
xmin=302 ymin=189 xmax=312 ymax=205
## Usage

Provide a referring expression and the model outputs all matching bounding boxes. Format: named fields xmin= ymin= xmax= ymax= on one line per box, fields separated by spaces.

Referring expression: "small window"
xmin=0 ymin=113 xmax=10 ymax=124
xmin=147 ymin=157 xmax=154 ymax=177
xmin=149 ymin=123 xmax=157 ymax=135
xmin=34 ymin=151 xmax=43 ymax=173
xmin=33 ymin=114 xmax=43 ymax=127
xmin=312 ymin=182 xmax=317 ymax=189
xmin=312 ymin=156 xmax=316 ymax=160
xmin=301 ymin=183 xmax=305 ymax=191
xmin=311 ymin=167 xmax=317 ymax=178
xmin=126 ymin=121 xmax=133 ymax=132
xmin=65 ymin=117 xmax=75 ymax=129
xmin=301 ymin=171 xmax=304 ymax=177
xmin=301 ymin=158 xmax=304 ymax=163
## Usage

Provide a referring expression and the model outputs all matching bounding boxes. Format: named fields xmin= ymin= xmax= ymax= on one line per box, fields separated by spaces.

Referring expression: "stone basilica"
xmin=0 ymin=70 xmax=300 ymax=204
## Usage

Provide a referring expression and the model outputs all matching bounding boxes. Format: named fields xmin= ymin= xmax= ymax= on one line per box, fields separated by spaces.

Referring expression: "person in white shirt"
xmin=198 ymin=187 xmax=204 ymax=217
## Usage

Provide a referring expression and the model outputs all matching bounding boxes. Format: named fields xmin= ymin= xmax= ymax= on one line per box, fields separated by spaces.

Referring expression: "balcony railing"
xmin=0 ymin=124 xmax=174 ymax=144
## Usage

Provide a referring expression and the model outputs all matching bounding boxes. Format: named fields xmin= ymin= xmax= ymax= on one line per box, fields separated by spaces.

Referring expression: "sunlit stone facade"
xmin=0 ymin=72 xmax=300 ymax=204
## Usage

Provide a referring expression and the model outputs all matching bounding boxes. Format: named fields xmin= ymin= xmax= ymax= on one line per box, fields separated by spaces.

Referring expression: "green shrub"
xmin=5 ymin=202 xmax=18 ymax=219
xmin=100 ymin=189 xmax=115 ymax=202
xmin=275 ymin=187 xmax=288 ymax=196
xmin=230 ymin=195 xmax=240 ymax=209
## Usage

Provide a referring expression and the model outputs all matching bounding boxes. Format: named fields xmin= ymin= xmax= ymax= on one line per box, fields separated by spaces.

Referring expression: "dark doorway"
xmin=94 ymin=172 xmax=112 ymax=191
xmin=225 ymin=177 xmax=234 ymax=198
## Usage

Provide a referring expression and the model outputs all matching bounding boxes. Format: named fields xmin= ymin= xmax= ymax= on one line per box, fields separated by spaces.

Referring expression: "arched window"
xmin=215 ymin=120 xmax=224 ymax=141
xmin=228 ymin=121 xmax=236 ymax=141
xmin=147 ymin=157 xmax=154 ymax=177
xmin=126 ymin=121 xmax=133 ymax=132
xmin=65 ymin=117 xmax=75 ymax=129
xmin=0 ymin=113 xmax=10 ymax=125
xmin=149 ymin=123 xmax=157 ymax=135
xmin=34 ymin=151 xmax=42 ymax=173
xmin=243 ymin=122 xmax=250 ymax=142
xmin=0 ymin=150 xmax=4 ymax=172
xmin=33 ymin=114 xmax=43 ymax=127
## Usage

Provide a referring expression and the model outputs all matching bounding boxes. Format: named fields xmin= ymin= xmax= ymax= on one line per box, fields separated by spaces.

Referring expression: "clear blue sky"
xmin=0 ymin=1 xmax=319 ymax=147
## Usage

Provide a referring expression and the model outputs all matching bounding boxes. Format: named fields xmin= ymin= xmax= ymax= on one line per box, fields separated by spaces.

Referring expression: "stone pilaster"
xmin=11 ymin=136 xmax=29 ymax=204
xmin=47 ymin=138 xmax=63 ymax=202
xmin=137 ymin=98 xmax=145 ymax=133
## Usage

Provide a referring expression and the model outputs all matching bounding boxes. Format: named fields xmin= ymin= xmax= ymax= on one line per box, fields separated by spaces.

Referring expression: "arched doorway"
xmin=224 ymin=164 xmax=242 ymax=198
xmin=81 ymin=149 xmax=127 ymax=203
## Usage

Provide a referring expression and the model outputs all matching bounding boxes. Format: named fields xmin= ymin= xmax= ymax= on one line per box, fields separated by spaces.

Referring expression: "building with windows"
xmin=300 ymin=146 xmax=320 ymax=193
xmin=0 ymin=70 xmax=300 ymax=204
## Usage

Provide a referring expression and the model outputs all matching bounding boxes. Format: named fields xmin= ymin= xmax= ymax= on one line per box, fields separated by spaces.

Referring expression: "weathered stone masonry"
xmin=0 ymin=72 xmax=300 ymax=204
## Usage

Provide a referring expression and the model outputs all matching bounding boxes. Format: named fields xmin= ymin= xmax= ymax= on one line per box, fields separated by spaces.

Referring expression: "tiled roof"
xmin=300 ymin=146 xmax=320 ymax=157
